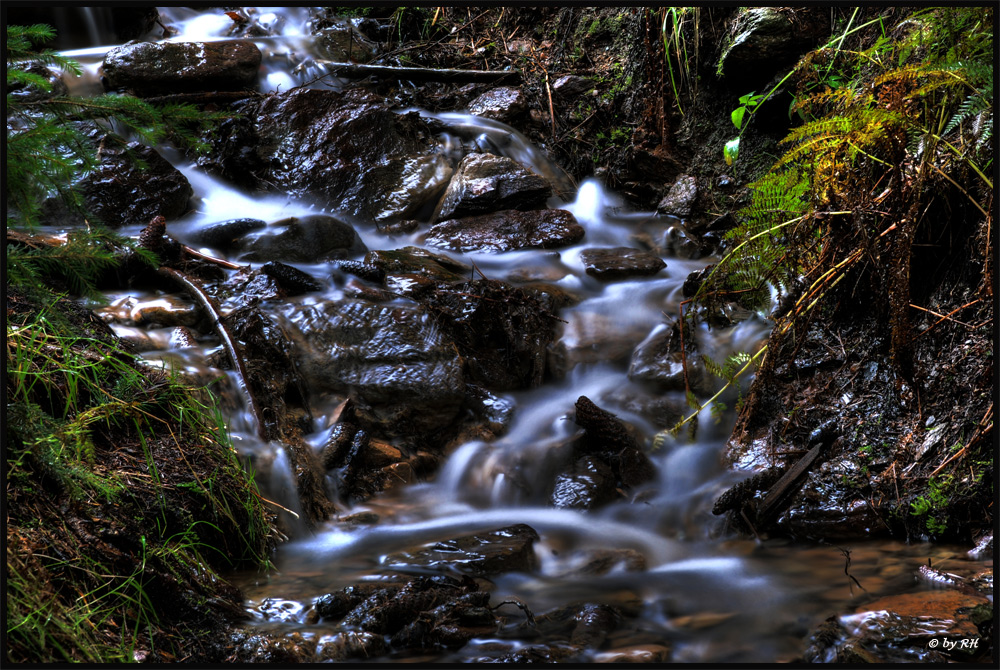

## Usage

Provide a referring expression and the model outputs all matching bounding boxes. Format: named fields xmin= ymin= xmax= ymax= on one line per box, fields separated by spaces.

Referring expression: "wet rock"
xmin=100 ymin=294 xmax=201 ymax=328
xmin=336 ymin=259 xmax=387 ymax=284
xmin=168 ymin=326 xmax=198 ymax=349
xmin=552 ymin=74 xmax=595 ymax=100
xmin=43 ymin=135 xmax=192 ymax=229
xmin=260 ymin=261 xmax=323 ymax=296
xmin=7 ymin=64 xmax=69 ymax=102
xmin=237 ymin=215 xmax=366 ymax=263
xmin=343 ymin=577 xmax=484 ymax=636
xmin=315 ymin=584 xmax=378 ymax=621
xmin=282 ymin=299 xmax=465 ymax=436
xmin=392 ymin=591 xmax=496 ymax=650
xmin=426 ymin=209 xmax=584 ymax=253
xmin=615 ymin=447 xmax=657 ymax=489
xmin=223 ymin=304 xmax=332 ymax=525
xmin=467 ymin=86 xmax=528 ymax=122
xmin=380 ymin=219 xmax=421 ymax=236
xmin=421 ymin=279 xmax=557 ymax=390
xmin=580 ymin=247 xmax=666 ymax=281
xmin=321 ymin=422 xmax=359 ymax=471
xmin=804 ymin=589 xmax=990 ymax=663
xmin=465 ymin=385 xmax=516 ymax=436
xmin=213 ymin=269 xmax=282 ymax=309
xmin=548 ymin=313 xmax=652 ymax=377
xmin=775 ymin=463 xmax=882 ymax=540
xmin=717 ymin=7 xmax=829 ymax=83
xmin=682 ymin=264 xmax=715 ymax=298
xmin=366 ymin=246 xmax=471 ymax=283
xmin=570 ymin=604 xmax=618 ymax=647
xmin=657 ymin=175 xmax=698 ymax=218
xmin=102 ymin=41 xmax=262 ymax=95
xmin=628 ymin=323 xmax=715 ymax=397
xmin=207 ymin=89 xmax=446 ymax=222
xmin=385 ymin=525 xmax=540 ymax=577
xmin=573 ymin=396 xmax=636 ymax=453
xmin=571 ymin=396 xmax=656 ymax=494
xmin=969 ymin=534 xmax=993 ymax=559
xmin=228 ymin=630 xmax=312 ymax=663
xmin=378 ymin=154 xmax=454 ymax=222
xmin=314 ymin=19 xmax=379 ymax=63
xmin=551 ymin=456 xmax=619 ymax=509
xmin=435 ymin=153 xmax=551 ymax=220
xmin=188 ymin=218 xmax=266 ymax=249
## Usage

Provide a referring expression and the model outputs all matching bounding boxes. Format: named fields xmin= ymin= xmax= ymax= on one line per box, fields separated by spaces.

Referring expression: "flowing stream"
xmin=51 ymin=7 xmax=990 ymax=663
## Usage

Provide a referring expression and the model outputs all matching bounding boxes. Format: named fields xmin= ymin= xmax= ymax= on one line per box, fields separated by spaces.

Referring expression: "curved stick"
xmin=157 ymin=266 xmax=266 ymax=440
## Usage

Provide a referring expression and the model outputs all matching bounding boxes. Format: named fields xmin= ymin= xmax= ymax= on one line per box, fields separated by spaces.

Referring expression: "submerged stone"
xmin=384 ymin=524 xmax=540 ymax=577
xmin=580 ymin=247 xmax=665 ymax=281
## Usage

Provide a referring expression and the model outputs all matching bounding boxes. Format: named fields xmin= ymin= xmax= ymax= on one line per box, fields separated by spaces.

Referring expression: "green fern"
xmin=703 ymin=351 xmax=753 ymax=384
xmin=695 ymin=167 xmax=810 ymax=315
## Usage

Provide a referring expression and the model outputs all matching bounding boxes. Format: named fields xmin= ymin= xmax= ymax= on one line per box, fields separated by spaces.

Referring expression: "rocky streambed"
xmin=6 ymin=5 xmax=993 ymax=664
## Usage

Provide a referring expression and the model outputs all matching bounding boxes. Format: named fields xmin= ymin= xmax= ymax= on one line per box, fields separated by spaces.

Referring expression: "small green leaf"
xmin=731 ymin=106 xmax=746 ymax=130
xmin=724 ymin=137 xmax=740 ymax=165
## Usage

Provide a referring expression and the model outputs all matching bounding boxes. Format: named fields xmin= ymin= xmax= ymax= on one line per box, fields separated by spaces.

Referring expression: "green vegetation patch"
xmin=5 ymin=288 xmax=277 ymax=663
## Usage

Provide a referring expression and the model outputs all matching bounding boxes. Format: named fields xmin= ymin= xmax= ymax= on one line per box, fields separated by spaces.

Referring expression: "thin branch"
xmin=156 ymin=267 xmax=266 ymax=440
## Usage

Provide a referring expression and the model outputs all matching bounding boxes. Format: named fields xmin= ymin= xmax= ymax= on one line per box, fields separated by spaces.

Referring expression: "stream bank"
xmin=5 ymin=5 xmax=994 ymax=664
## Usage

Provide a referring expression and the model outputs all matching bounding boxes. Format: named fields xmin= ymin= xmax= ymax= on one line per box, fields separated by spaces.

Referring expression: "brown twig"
xmin=913 ymin=299 xmax=983 ymax=338
xmin=180 ymin=244 xmax=243 ymax=270
xmin=929 ymin=401 xmax=992 ymax=477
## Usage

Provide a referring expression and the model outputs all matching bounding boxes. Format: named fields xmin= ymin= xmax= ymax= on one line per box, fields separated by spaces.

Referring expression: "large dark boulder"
xmin=421 ymin=279 xmax=558 ymax=390
xmin=280 ymin=299 xmax=465 ymax=436
xmin=716 ymin=7 xmax=829 ymax=84
xmin=102 ymin=41 xmax=262 ymax=95
xmin=41 ymin=133 xmax=192 ymax=228
xmin=205 ymin=88 xmax=448 ymax=222
xmin=426 ymin=209 xmax=584 ymax=253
